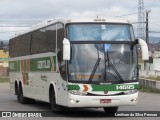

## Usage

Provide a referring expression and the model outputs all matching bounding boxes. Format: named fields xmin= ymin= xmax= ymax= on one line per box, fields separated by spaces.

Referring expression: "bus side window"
xmin=45 ymin=25 xmax=56 ymax=53
xmin=31 ymin=31 xmax=40 ymax=54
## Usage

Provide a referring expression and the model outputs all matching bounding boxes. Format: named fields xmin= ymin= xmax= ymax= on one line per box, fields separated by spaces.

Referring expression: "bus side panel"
xmin=9 ymin=53 xmax=68 ymax=106
xmin=9 ymin=72 xmax=18 ymax=94
xmin=48 ymin=73 xmax=68 ymax=106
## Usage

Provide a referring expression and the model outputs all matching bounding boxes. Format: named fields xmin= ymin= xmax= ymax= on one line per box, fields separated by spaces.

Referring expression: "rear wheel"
xmin=15 ymin=82 xmax=18 ymax=95
xmin=17 ymin=83 xmax=28 ymax=104
xmin=103 ymin=107 xmax=118 ymax=115
xmin=17 ymin=83 xmax=35 ymax=104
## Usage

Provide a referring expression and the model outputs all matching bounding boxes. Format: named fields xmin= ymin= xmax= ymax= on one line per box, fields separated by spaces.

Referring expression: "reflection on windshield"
xmin=68 ymin=24 xmax=134 ymax=41
xmin=68 ymin=44 xmax=137 ymax=83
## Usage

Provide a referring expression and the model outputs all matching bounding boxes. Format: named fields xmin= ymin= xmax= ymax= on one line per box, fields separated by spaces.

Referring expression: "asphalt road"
xmin=0 ymin=82 xmax=159 ymax=120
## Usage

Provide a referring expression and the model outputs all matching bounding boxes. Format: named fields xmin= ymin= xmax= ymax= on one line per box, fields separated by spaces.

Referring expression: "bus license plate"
xmin=100 ymin=99 xmax=111 ymax=103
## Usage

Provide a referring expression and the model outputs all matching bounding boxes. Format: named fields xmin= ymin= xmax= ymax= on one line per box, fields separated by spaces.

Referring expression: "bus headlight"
xmin=69 ymin=90 xmax=87 ymax=96
xmin=124 ymin=89 xmax=138 ymax=95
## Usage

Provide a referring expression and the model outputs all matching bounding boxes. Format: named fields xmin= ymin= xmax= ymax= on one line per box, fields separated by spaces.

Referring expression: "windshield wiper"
xmin=105 ymin=45 xmax=124 ymax=83
xmin=89 ymin=50 xmax=101 ymax=82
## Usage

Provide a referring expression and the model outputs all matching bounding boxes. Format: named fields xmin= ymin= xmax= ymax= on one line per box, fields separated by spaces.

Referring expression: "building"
xmin=149 ymin=51 xmax=160 ymax=71
xmin=0 ymin=50 xmax=9 ymax=76
xmin=139 ymin=43 xmax=160 ymax=77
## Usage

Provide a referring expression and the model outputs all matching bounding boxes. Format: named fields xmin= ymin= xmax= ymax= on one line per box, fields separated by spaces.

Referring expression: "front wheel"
xmin=103 ymin=107 xmax=118 ymax=115
xmin=50 ymin=88 xmax=62 ymax=113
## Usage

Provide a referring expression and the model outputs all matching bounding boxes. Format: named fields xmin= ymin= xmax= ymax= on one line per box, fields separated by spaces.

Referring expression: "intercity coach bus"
xmin=9 ymin=17 xmax=149 ymax=114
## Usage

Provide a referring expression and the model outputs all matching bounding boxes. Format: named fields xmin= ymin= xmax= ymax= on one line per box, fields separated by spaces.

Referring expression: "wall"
xmin=140 ymin=79 xmax=160 ymax=90
xmin=153 ymin=58 xmax=160 ymax=71
xmin=139 ymin=70 xmax=160 ymax=77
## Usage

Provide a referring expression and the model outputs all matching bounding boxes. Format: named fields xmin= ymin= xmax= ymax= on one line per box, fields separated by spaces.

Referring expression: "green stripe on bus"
xmin=9 ymin=56 xmax=57 ymax=72
xmin=68 ymin=84 xmax=139 ymax=91
xmin=9 ymin=61 xmax=19 ymax=72
xmin=91 ymin=84 xmax=139 ymax=91
xmin=18 ymin=61 xmax=20 ymax=72
xmin=30 ymin=57 xmax=51 ymax=71
xmin=68 ymin=85 xmax=80 ymax=91
xmin=54 ymin=56 xmax=56 ymax=71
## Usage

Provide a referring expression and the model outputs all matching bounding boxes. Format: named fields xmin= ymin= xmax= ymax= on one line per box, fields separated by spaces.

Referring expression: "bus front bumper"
xmin=67 ymin=92 xmax=138 ymax=107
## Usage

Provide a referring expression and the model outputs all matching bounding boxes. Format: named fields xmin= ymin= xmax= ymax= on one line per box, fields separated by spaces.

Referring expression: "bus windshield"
xmin=67 ymin=24 xmax=134 ymax=41
xmin=67 ymin=24 xmax=137 ymax=83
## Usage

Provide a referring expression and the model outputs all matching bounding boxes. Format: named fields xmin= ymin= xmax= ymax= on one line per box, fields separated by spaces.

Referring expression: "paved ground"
xmin=0 ymin=83 xmax=159 ymax=120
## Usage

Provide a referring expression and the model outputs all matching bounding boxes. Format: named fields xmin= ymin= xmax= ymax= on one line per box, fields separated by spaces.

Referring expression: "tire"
xmin=17 ymin=83 xmax=35 ymax=104
xmin=103 ymin=107 xmax=118 ymax=115
xmin=27 ymin=98 xmax=35 ymax=104
xmin=50 ymin=88 xmax=62 ymax=113
xmin=15 ymin=83 xmax=18 ymax=95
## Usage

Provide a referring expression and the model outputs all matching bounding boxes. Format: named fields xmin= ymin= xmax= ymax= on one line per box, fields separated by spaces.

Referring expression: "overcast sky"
xmin=0 ymin=0 xmax=160 ymax=40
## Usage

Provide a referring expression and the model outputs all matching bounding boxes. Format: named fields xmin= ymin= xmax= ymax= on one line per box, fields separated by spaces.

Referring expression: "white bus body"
xmin=9 ymin=17 xmax=148 ymax=114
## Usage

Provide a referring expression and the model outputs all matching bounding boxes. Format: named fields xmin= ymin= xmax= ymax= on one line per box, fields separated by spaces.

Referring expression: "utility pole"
xmin=145 ymin=10 xmax=151 ymax=77
xmin=138 ymin=0 xmax=145 ymax=39
xmin=146 ymin=10 xmax=151 ymax=44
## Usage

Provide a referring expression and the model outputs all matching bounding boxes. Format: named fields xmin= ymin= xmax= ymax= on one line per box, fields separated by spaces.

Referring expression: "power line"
xmin=115 ymin=12 xmax=138 ymax=17
xmin=0 ymin=30 xmax=27 ymax=33
xmin=0 ymin=25 xmax=31 ymax=27
xmin=0 ymin=21 xmax=41 ymax=23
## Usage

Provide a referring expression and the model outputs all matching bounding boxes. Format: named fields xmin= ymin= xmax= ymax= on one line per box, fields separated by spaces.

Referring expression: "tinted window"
xmin=67 ymin=24 xmax=135 ymax=41
xmin=45 ymin=25 xmax=56 ymax=52
xmin=9 ymin=23 xmax=64 ymax=57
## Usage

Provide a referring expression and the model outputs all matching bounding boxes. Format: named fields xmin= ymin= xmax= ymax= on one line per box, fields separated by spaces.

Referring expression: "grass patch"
xmin=139 ymin=86 xmax=160 ymax=94
xmin=0 ymin=77 xmax=9 ymax=83
xmin=141 ymin=76 xmax=160 ymax=81
xmin=146 ymin=76 xmax=160 ymax=81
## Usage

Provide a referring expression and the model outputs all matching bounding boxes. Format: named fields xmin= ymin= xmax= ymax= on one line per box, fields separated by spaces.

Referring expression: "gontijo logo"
xmin=37 ymin=60 xmax=50 ymax=69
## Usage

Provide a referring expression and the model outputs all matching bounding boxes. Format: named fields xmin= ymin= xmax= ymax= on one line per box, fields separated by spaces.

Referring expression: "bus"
xmin=9 ymin=17 xmax=149 ymax=114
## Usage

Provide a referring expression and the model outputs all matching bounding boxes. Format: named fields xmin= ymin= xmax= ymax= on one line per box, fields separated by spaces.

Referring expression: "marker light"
xmin=70 ymin=99 xmax=76 ymax=104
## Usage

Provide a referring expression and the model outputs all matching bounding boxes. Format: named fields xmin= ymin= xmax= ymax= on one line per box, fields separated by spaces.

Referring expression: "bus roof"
xmin=11 ymin=17 xmax=130 ymax=39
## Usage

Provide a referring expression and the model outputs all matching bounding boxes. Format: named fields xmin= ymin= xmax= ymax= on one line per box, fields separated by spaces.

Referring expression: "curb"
xmin=139 ymin=79 xmax=160 ymax=90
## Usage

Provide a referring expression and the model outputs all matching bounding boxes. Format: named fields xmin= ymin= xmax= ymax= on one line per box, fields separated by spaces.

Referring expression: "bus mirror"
xmin=63 ymin=38 xmax=70 ymax=60
xmin=138 ymin=38 xmax=149 ymax=61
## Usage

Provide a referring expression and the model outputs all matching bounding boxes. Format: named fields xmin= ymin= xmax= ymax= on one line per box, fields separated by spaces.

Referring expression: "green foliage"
xmin=139 ymin=86 xmax=160 ymax=94
xmin=0 ymin=77 xmax=9 ymax=83
xmin=146 ymin=76 xmax=160 ymax=81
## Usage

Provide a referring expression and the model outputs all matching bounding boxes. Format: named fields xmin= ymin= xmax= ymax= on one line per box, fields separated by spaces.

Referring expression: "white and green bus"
xmin=9 ymin=17 xmax=148 ymax=114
